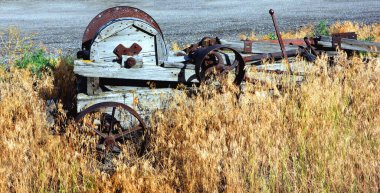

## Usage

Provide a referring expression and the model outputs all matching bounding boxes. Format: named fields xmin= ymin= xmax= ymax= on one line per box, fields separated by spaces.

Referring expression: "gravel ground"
xmin=0 ymin=0 xmax=379 ymax=55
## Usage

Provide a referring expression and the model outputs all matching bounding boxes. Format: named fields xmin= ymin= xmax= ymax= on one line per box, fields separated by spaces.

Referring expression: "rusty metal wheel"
xmin=193 ymin=45 xmax=246 ymax=85
xmin=75 ymin=102 xmax=147 ymax=161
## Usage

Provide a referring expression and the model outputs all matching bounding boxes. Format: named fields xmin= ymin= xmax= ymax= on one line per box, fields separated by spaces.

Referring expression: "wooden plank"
xmin=91 ymin=31 xmax=156 ymax=63
xmin=219 ymin=39 xmax=299 ymax=54
xmin=133 ymin=21 xmax=158 ymax=35
xmin=94 ymin=20 xmax=158 ymax=42
xmin=254 ymin=62 xmax=311 ymax=75
xmin=319 ymin=36 xmax=332 ymax=42
xmin=77 ymin=88 xmax=175 ymax=118
xmin=91 ymin=19 xmax=162 ymax=65
xmin=97 ymin=52 xmax=156 ymax=65
xmin=341 ymin=38 xmax=380 ymax=53
xmin=244 ymin=61 xmax=312 ymax=86
xmin=315 ymin=36 xmax=333 ymax=49
xmin=255 ymin=39 xmax=306 ymax=46
xmin=316 ymin=41 xmax=332 ymax=48
xmin=74 ymin=60 xmax=199 ymax=83
xmin=325 ymin=51 xmax=338 ymax=57
xmin=94 ymin=22 xmax=134 ymax=43
xmin=246 ymin=71 xmax=304 ymax=85
xmin=93 ymin=34 xmax=155 ymax=53
xmin=316 ymin=36 xmax=380 ymax=53
xmin=162 ymin=61 xmax=196 ymax=70
xmin=103 ymin=85 xmax=154 ymax=92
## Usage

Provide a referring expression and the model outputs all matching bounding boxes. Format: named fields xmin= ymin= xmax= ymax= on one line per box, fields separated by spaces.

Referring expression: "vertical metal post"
xmin=269 ymin=9 xmax=292 ymax=74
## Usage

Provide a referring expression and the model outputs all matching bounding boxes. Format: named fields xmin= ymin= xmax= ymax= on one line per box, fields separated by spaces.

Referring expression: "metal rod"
xmin=269 ymin=9 xmax=292 ymax=74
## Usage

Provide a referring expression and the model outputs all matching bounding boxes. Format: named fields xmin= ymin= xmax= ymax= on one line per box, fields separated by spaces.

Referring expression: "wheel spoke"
xmin=109 ymin=107 xmax=116 ymax=135
xmin=223 ymin=64 xmax=235 ymax=72
xmin=84 ymin=122 xmax=107 ymax=138
xmin=114 ymin=125 xmax=143 ymax=139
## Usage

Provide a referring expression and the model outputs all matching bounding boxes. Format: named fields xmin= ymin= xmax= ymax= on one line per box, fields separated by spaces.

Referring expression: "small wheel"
xmin=75 ymin=102 xmax=147 ymax=161
xmin=193 ymin=45 xmax=245 ymax=85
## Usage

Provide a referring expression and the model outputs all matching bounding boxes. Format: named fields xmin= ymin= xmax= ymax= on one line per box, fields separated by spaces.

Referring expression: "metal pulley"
xmin=191 ymin=45 xmax=246 ymax=85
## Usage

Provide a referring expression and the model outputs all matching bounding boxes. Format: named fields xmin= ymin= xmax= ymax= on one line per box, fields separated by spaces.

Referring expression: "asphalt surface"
xmin=0 ymin=0 xmax=379 ymax=55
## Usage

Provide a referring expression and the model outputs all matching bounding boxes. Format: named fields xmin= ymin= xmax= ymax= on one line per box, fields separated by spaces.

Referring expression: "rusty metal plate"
xmin=243 ymin=40 xmax=253 ymax=53
xmin=113 ymin=43 xmax=142 ymax=58
xmin=332 ymin=32 xmax=357 ymax=49
xmin=82 ymin=6 xmax=164 ymax=50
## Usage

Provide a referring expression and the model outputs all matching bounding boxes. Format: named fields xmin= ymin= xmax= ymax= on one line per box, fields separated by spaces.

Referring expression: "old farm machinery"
xmin=74 ymin=6 xmax=380 ymax=157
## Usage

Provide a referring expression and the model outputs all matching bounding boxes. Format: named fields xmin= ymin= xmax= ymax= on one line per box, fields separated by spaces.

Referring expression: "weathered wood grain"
xmin=316 ymin=41 xmax=332 ymax=48
xmin=77 ymin=88 xmax=174 ymax=116
xmin=316 ymin=36 xmax=379 ymax=53
xmin=74 ymin=60 xmax=199 ymax=83
xmin=341 ymin=38 xmax=380 ymax=53
xmin=162 ymin=61 xmax=196 ymax=70
xmin=254 ymin=62 xmax=311 ymax=75
xmin=245 ymin=61 xmax=311 ymax=85
xmin=90 ymin=19 xmax=168 ymax=66
xmin=219 ymin=39 xmax=299 ymax=54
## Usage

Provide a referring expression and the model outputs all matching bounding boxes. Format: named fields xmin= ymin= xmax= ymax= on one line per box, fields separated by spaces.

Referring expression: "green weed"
xmin=15 ymin=49 xmax=55 ymax=76
xmin=314 ymin=20 xmax=330 ymax=36
xmin=267 ymin=32 xmax=277 ymax=40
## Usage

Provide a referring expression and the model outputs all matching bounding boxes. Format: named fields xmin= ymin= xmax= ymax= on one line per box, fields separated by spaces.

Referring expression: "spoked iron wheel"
xmin=75 ymin=102 xmax=147 ymax=163
xmin=193 ymin=45 xmax=246 ymax=85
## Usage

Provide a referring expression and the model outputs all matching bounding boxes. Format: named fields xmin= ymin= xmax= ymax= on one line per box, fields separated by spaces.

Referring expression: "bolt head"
xmin=125 ymin=57 xmax=137 ymax=68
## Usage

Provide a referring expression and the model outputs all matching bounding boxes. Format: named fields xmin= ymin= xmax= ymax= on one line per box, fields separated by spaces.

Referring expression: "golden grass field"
xmin=0 ymin=21 xmax=379 ymax=192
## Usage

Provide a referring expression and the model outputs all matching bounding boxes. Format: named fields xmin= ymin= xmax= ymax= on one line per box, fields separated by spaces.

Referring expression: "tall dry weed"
xmin=0 ymin=25 xmax=379 ymax=192
xmin=0 ymin=68 xmax=99 ymax=192
xmin=242 ymin=21 xmax=379 ymax=41
xmin=278 ymin=24 xmax=315 ymax=39
xmin=147 ymin=54 xmax=380 ymax=192
xmin=0 ymin=27 xmax=37 ymax=68
xmin=329 ymin=21 xmax=380 ymax=41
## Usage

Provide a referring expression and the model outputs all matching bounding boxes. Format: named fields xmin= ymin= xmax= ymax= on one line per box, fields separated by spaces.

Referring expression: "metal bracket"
xmin=332 ymin=32 xmax=357 ymax=49
xmin=243 ymin=40 xmax=253 ymax=54
xmin=113 ymin=43 xmax=142 ymax=66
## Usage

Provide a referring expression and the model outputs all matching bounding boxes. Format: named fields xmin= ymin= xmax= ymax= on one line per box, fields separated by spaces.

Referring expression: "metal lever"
xmin=269 ymin=9 xmax=292 ymax=75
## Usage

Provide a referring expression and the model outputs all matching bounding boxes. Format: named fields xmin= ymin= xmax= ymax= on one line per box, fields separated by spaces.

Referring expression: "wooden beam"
xmin=74 ymin=60 xmax=199 ymax=83
xmin=341 ymin=38 xmax=380 ymax=53
xmin=77 ymin=88 xmax=175 ymax=115
xmin=316 ymin=35 xmax=379 ymax=53
xmin=219 ymin=39 xmax=299 ymax=54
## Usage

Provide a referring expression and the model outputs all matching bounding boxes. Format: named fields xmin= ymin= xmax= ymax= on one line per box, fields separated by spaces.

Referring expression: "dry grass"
xmin=171 ymin=42 xmax=191 ymax=52
xmin=148 ymin=52 xmax=380 ymax=192
xmin=1 ymin=26 xmax=380 ymax=192
xmin=0 ymin=26 xmax=34 ymax=65
xmin=281 ymin=24 xmax=315 ymax=39
xmin=240 ymin=24 xmax=315 ymax=41
xmin=329 ymin=21 xmax=380 ymax=41
xmin=241 ymin=21 xmax=379 ymax=41
xmin=240 ymin=32 xmax=259 ymax=41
